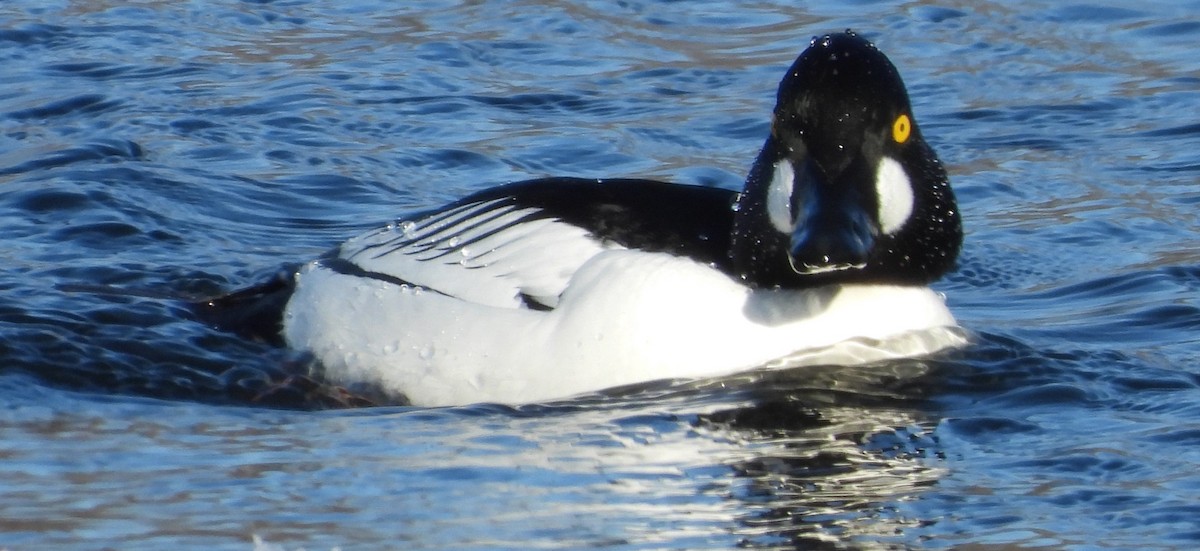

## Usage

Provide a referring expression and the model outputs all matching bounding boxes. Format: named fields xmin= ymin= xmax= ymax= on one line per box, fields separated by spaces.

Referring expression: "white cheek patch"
xmin=767 ymin=160 xmax=795 ymax=233
xmin=875 ymin=157 xmax=914 ymax=235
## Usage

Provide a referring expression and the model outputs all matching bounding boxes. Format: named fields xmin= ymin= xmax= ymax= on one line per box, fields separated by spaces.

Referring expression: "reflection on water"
xmin=684 ymin=360 xmax=950 ymax=547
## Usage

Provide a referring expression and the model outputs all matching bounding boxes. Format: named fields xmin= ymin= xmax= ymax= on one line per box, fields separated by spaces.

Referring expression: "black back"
xmin=460 ymin=177 xmax=738 ymax=270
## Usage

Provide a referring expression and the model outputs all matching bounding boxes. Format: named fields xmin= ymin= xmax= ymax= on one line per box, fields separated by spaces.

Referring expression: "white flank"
xmin=283 ymin=249 xmax=964 ymax=407
xmin=875 ymin=157 xmax=914 ymax=235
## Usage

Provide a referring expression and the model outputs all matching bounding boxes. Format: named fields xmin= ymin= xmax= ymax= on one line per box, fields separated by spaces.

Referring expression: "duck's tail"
xmin=190 ymin=266 xmax=296 ymax=346
xmin=58 ymin=267 xmax=296 ymax=345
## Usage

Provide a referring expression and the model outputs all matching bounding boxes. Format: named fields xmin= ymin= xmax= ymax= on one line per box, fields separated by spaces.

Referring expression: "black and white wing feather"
xmin=331 ymin=196 xmax=616 ymax=309
xmin=323 ymin=177 xmax=737 ymax=310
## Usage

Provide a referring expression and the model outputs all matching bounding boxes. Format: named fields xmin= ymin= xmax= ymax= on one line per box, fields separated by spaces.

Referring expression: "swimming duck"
xmin=202 ymin=31 xmax=964 ymax=407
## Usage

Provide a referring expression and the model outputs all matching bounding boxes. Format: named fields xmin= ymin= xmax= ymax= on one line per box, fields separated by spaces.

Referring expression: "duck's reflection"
xmin=693 ymin=358 xmax=949 ymax=549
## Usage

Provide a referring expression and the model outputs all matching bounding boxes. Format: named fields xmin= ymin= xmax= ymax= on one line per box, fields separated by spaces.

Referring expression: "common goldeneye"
xmin=201 ymin=31 xmax=964 ymax=407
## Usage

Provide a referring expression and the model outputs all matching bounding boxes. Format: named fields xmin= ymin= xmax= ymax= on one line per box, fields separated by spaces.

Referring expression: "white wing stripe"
xmin=346 ymin=199 xmax=524 ymax=262
xmin=331 ymin=197 xmax=614 ymax=309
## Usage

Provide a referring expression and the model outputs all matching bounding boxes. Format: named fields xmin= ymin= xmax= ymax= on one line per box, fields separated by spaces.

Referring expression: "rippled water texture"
xmin=2 ymin=1 xmax=1199 ymax=549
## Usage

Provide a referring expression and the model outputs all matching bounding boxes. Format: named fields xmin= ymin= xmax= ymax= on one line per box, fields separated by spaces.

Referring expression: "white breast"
xmin=282 ymin=249 xmax=963 ymax=407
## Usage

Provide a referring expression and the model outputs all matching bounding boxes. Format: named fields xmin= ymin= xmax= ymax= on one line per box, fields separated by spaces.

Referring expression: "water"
xmin=2 ymin=0 xmax=1199 ymax=548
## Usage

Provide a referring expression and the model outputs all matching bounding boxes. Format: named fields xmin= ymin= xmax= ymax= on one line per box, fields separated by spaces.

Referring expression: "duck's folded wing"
xmin=327 ymin=178 xmax=737 ymax=310
xmin=329 ymin=196 xmax=611 ymax=309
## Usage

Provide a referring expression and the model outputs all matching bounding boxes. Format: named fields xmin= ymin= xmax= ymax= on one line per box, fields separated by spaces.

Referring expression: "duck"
xmin=200 ymin=31 xmax=964 ymax=407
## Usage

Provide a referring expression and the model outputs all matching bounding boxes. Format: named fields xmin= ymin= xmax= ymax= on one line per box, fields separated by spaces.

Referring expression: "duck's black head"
xmin=731 ymin=31 xmax=961 ymax=288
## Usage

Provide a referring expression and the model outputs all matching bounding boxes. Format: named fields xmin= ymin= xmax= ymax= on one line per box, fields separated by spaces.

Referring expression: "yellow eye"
xmin=892 ymin=114 xmax=912 ymax=144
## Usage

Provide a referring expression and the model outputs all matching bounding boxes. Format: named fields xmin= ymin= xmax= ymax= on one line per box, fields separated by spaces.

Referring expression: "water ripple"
xmin=0 ymin=139 xmax=143 ymax=176
xmin=5 ymin=93 xmax=124 ymax=121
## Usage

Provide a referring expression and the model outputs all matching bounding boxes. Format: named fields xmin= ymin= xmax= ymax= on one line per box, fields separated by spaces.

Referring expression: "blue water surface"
xmin=2 ymin=0 xmax=1199 ymax=549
